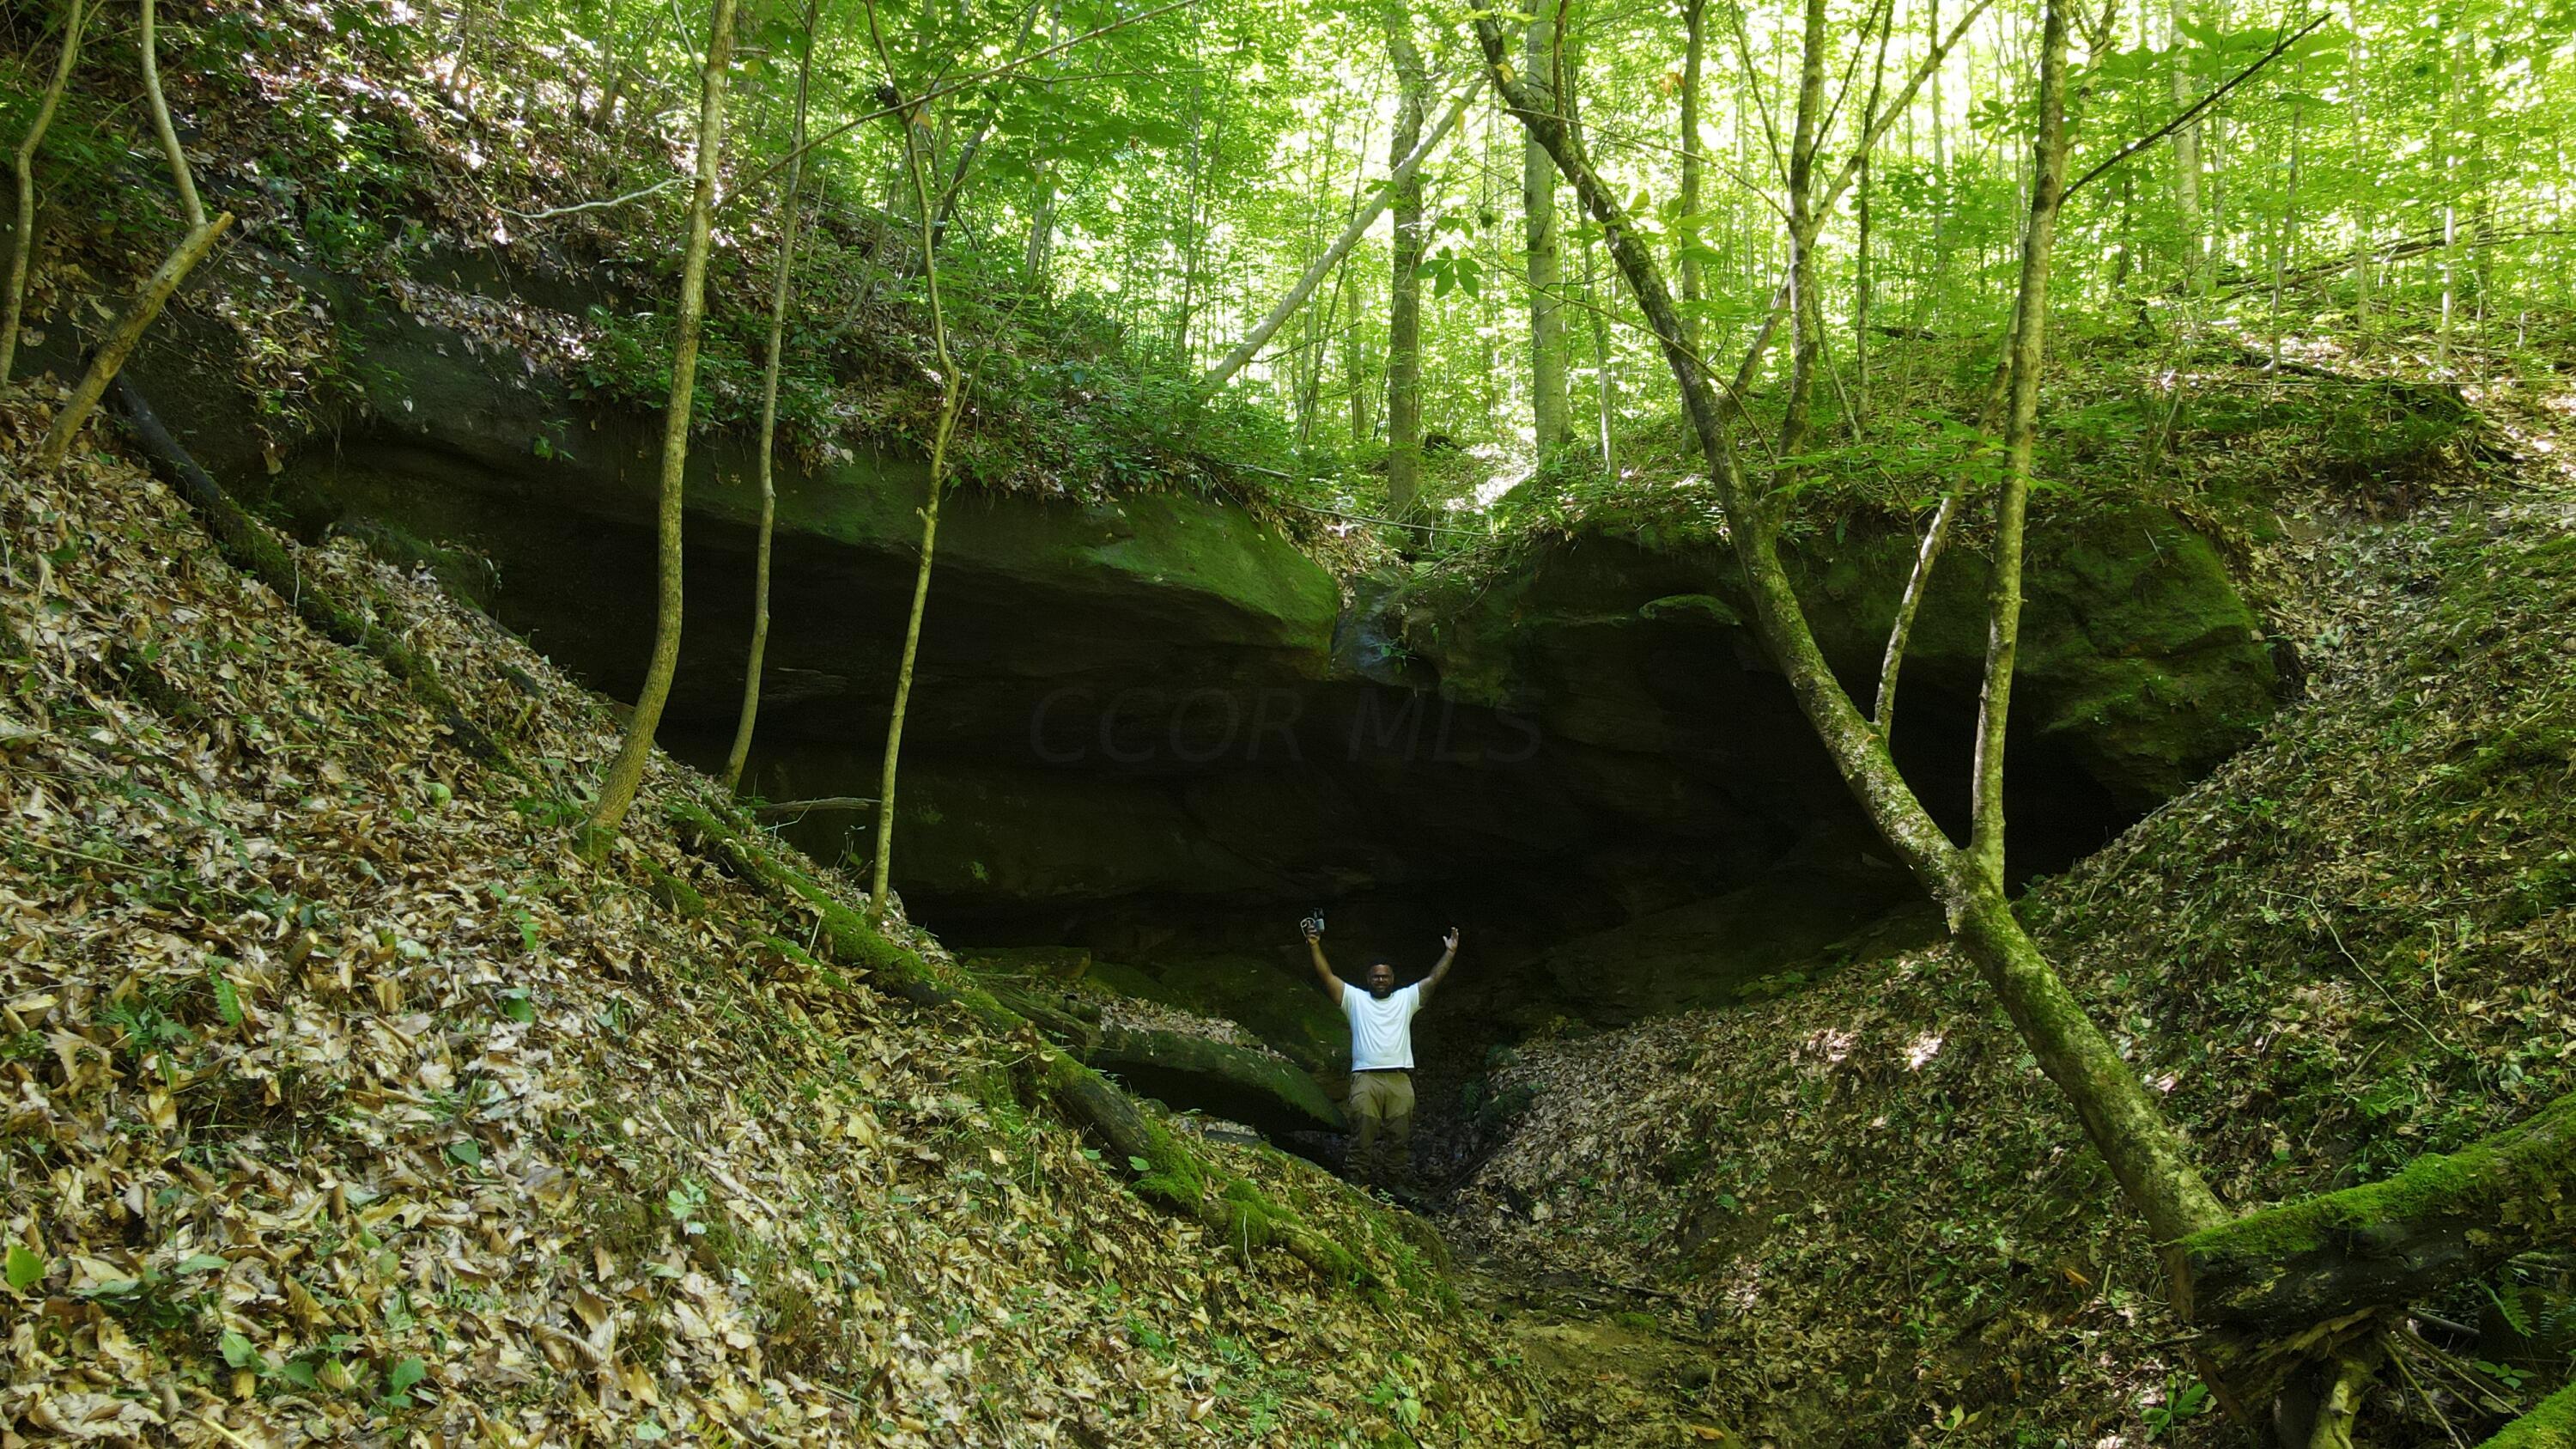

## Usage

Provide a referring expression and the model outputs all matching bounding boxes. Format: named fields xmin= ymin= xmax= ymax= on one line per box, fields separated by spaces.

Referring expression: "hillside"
xmin=1451 ymin=385 xmax=2576 ymax=1446
xmin=0 ymin=401 xmax=1534 ymax=1445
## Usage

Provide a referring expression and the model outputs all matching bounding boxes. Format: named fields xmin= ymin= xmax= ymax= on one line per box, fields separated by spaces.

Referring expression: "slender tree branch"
xmin=1200 ymin=71 xmax=1485 ymax=392
xmin=1874 ymin=491 xmax=1960 ymax=734
xmin=497 ymin=175 xmax=685 ymax=221
xmin=2065 ymin=12 xmax=2327 ymax=198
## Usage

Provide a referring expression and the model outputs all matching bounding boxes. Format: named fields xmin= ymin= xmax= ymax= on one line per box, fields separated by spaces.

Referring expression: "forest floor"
xmin=1444 ymin=368 xmax=2576 ymax=1447
xmin=0 ymin=389 xmax=1540 ymax=1447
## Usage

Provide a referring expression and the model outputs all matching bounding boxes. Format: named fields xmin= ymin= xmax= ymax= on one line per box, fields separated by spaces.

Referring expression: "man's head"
xmin=1365 ymin=962 xmax=1396 ymax=999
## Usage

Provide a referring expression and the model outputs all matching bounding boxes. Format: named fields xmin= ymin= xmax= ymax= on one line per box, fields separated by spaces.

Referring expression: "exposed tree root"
xmin=106 ymin=379 xmax=509 ymax=765
xmin=666 ymin=800 xmax=1373 ymax=1288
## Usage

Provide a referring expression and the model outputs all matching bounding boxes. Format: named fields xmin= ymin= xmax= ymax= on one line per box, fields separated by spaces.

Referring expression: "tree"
xmin=34 ymin=0 xmax=234 ymax=469
xmin=720 ymin=0 xmax=822 ymax=796
xmin=1474 ymin=0 xmax=2238 ymax=1350
xmin=2169 ymin=0 xmax=2206 ymax=288
xmin=1524 ymin=0 xmax=1569 ymax=453
xmin=863 ymin=3 xmax=970 ymax=926
xmin=1197 ymin=74 xmax=1479 ymax=393
xmin=1382 ymin=0 xmax=1429 ymax=514
xmin=1675 ymin=0 xmax=1709 ymax=337
xmin=3 ymin=0 xmax=91 ymax=387
xmin=585 ymin=0 xmax=740 ymax=837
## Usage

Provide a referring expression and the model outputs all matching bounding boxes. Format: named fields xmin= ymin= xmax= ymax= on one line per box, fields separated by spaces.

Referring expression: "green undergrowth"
xmin=1422 ymin=324 xmax=2492 ymax=588
xmin=10 ymin=0 xmax=1303 ymax=509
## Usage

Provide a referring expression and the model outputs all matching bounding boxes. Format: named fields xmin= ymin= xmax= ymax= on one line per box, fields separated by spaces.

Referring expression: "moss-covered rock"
xmin=1403 ymin=499 xmax=2281 ymax=821
xmin=1786 ymin=501 xmax=2278 ymax=811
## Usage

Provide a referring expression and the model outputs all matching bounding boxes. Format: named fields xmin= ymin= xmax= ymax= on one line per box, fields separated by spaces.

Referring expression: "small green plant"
xmin=2142 ymin=1379 xmax=2210 ymax=1440
xmin=665 ymin=1179 xmax=709 ymax=1236
xmin=1365 ymin=1373 xmax=1423 ymax=1429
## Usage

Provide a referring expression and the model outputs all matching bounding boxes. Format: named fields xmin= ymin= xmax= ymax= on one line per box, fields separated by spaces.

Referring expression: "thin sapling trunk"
xmin=864 ymin=2 xmax=969 ymax=925
xmin=3 ymin=0 xmax=89 ymax=387
xmin=37 ymin=211 xmax=232 ymax=469
xmin=585 ymin=0 xmax=740 ymax=837
xmin=722 ymin=0 xmax=820 ymax=795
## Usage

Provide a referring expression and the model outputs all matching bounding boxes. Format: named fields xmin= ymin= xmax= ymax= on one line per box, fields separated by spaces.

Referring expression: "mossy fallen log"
xmin=667 ymin=800 xmax=1368 ymax=1285
xmin=1090 ymin=1024 xmax=1346 ymax=1136
xmin=2479 ymin=1379 xmax=2576 ymax=1449
xmin=2181 ymin=1090 xmax=2576 ymax=1328
xmin=110 ymin=377 xmax=506 ymax=764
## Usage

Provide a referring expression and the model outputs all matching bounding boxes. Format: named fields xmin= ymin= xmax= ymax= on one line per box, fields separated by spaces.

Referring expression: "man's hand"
xmin=1303 ymin=920 xmax=1341 ymax=1003
xmin=1420 ymin=925 xmax=1462 ymax=1004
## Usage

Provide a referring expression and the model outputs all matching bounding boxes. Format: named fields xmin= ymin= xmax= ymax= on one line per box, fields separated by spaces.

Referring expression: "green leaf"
xmin=383 ymin=1354 xmax=427 ymax=1406
xmin=498 ymin=989 xmax=536 ymax=1025
xmin=278 ymin=1358 xmax=320 ymax=1390
xmin=447 ymin=1139 xmax=483 ymax=1168
xmin=175 ymin=1254 xmax=228 ymax=1275
xmin=219 ymin=1330 xmax=266 ymax=1371
xmin=5 ymin=1245 xmax=44 ymax=1292
xmin=634 ymin=1419 xmax=669 ymax=1441
xmin=210 ymin=970 xmax=244 ymax=1028
xmin=1127 ymin=1155 xmax=1151 ymax=1172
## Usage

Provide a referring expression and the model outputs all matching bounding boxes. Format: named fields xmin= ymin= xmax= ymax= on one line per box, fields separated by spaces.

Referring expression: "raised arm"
xmin=1417 ymin=927 xmax=1461 ymax=1006
xmin=1303 ymin=922 xmax=1344 ymax=1005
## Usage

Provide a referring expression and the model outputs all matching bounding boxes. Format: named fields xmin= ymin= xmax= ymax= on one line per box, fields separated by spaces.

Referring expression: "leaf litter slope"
xmin=1453 ymin=382 xmax=2576 ymax=1447
xmin=0 ymin=401 xmax=1535 ymax=1446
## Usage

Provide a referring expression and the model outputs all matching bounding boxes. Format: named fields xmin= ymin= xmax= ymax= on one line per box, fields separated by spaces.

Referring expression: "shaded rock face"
xmin=146 ymin=269 xmax=2279 ymax=1062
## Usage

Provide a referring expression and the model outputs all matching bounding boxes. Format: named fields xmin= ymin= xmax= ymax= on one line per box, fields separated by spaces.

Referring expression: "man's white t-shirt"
xmin=1342 ymin=983 xmax=1425 ymax=1071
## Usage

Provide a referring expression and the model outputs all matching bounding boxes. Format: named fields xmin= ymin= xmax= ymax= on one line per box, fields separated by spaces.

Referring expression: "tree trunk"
xmin=2170 ymin=0 xmax=2205 ymax=289
xmin=38 ymin=211 xmax=233 ymax=470
xmin=2268 ymin=60 xmax=2301 ymax=370
xmin=2344 ymin=15 xmax=2369 ymax=332
xmin=866 ymin=40 xmax=969 ymax=925
xmin=1676 ymin=0 xmax=1705 ymax=350
xmin=585 ymin=0 xmax=739 ymax=837
xmin=720 ymin=0 xmax=818 ymax=796
xmin=3 ymin=0 xmax=88 ymax=387
xmin=1778 ymin=0 xmax=1831 ymax=462
xmin=1382 ymin=0 xmax=1429 ymax=516
xmin=1472 ymin=0 xmax=2231 ymax=1258
xmin=1853 ymin=5 xmax=1892 ymax=432
xmin=1921 ymin=0 xmax=1950 ymax=331
xmin=2180 ymin=1087 xmax=2576 ymax=1329
xmin=1524 ymin=0 xmax=1569 ymax=454
xmin=140 ymin=0 xmax=205 ymax=228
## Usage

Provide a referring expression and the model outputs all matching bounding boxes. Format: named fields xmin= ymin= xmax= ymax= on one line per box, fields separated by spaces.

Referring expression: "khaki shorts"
xmin=1348 ymin=1069 xmax=1414 ymax=1123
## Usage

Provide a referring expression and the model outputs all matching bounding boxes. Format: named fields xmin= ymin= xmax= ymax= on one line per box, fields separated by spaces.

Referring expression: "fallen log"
xmin=2181 ymin=1089 xmax=2576 ymax=1328
xmin=751 ymin=795 xmax=878 ymax=817
xmin=109 ymin=378 xmax=507 ymax=764
xmin=665 ymin=800 xmax=1369 ymax=1284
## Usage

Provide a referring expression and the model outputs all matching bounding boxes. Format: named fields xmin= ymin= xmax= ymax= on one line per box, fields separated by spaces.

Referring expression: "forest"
xmin=1 ymin=0 xmax=2574 ymax=1441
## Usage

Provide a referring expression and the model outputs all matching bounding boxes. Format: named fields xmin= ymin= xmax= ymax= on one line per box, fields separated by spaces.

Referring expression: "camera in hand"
xmin=1299 ymin=910 xmax=1326 ymax=938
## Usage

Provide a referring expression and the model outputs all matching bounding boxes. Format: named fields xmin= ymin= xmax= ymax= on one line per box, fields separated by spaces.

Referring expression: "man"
xmin=1303 ymin=919 xmax=1461 ymax=1189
